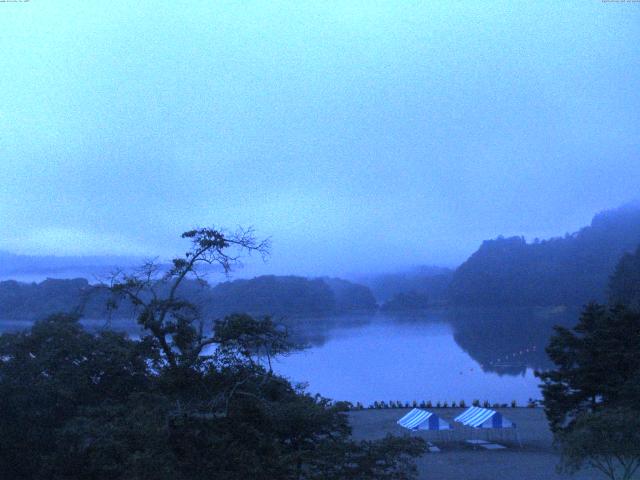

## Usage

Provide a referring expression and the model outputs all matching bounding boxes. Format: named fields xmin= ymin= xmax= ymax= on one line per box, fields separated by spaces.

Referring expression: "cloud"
xmin=1 ymin=227 xmax=150 ymax=257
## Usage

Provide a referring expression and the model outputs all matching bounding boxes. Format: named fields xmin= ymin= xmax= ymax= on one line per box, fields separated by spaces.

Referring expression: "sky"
xmin=0 ymin=1 xmax=639 ymax=277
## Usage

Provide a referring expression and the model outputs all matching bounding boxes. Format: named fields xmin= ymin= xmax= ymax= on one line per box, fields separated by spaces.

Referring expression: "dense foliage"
xmin=537 ymin=304 xmax=640 ymax=432
xmin=559 ymin=408 xmax=640 ymax=480
xmin=0 ymin=278 xmax=100 ymax=320
xmin=0 ymin=314 xmax=425 ymax=480
xmin=449 ymin=203 xmax=640 ymax=306
xmin=537 ymin=302 xmax=640 ymax=479
xmin=0 ymin=228 xmax=425 ymax=479
xmin=210 ymin=275 xmax=376 ymax=317
xmin=209 ymin=275 xmax=335 ymax=317
xmin=609 ymin=244 xmax=640 ymax=310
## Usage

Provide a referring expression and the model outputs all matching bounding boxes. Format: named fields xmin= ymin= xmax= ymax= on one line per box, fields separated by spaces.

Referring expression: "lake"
xmin=275 ymin=307 xmax=579 ymax=405
xmin=0 ymin=306 xmax=579 ymax=406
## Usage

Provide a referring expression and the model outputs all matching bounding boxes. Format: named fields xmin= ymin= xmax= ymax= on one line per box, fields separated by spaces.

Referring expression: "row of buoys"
xmin=489 ymin=345 xmax=537 ymax=366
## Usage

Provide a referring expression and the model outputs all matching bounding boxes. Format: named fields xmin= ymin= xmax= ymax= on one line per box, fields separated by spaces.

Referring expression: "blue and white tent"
xmin=454 ymin=406 xmax=515 ymax=429
xmin=397 ymin=408 xmax=451 ymax=431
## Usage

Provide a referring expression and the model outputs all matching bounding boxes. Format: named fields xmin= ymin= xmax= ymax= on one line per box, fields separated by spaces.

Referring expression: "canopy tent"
xmin=397 ymin=408 xmax=451 ymax=431
xmin=454 ymin=406 xmax=515 ymax=429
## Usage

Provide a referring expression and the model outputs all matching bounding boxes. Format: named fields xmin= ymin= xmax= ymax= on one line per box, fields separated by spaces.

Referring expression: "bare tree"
xmin=108 ymin=227 xmax=270 ymax=369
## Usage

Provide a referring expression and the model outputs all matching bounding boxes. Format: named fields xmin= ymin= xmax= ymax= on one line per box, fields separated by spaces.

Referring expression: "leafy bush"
xmin=0 ymin=314 xmax=427 ymax=480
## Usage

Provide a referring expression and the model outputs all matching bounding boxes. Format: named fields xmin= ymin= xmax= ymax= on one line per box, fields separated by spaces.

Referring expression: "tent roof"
xmin=397 ymin=408 xmax=451 ymax=430
xmin=455 ymin=406 xmax=493 ymax=426
xmin=454 ymin=406 xmax=515 ymax=428
xmin=397 ymin=408 xmax=433 ymax=429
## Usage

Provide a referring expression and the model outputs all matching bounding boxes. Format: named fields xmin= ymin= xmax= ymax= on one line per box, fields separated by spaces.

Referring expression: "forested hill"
xmin=0 ymin=275 xmax=377 ymax=321
xmin=609 ymin=244 xmax=640 ymax=310
xmin=208 ymin=275 xmax=377 ymax=317
xmin=448 ymin=203 xmax=640 ymax=306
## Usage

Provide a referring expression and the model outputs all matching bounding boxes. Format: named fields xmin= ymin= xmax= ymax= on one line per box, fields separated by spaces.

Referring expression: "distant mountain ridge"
xmin=2 ymin=202 xmax=639 ymax=313
xmin=0 ymin=251 xmax=141 ymax=280
xmin=448 ymin=202 xmax=640 ymax=306
xmin=0 ymin=275 xmax=377 ymax=321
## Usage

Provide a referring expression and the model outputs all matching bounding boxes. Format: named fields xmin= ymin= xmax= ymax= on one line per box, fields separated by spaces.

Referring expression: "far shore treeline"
xmin=2 ymin=202 xmax=640 ymax=321
xmin=0 ymin=275 xmax=378 ymax=321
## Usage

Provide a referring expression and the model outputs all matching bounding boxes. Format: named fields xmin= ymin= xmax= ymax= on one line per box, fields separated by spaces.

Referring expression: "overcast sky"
xmin=1 ymin=1 xmax=639 ymax=277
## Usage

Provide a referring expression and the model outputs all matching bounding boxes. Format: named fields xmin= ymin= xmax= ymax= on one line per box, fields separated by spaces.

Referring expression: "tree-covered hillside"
xmin=321 ymin=277 xmax=378 ymax=312
xmin=0 ymin=278 xmax=103 ymax=320
xmin=609 ymin=244 xmax=640 ymax=310
xmin=448 ymin=203 xmax=640 ymax=306
xmin=0 ymin=275 xmax=377 ymax=321
xmin=209 ymin=275 xmax=376 ymax=317
xmin=209 ymin=275 xmax=335 ymax=317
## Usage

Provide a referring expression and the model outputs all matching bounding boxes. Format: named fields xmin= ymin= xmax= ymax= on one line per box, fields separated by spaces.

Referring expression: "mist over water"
xmin=278 ymin=317 xmax=540 ymax=405
xmin=1 ymin=3 xmax=639 ymax=277
xmin=275 ymin=308 xmax=574 ymax=404
xmin=1 ymin=4 xmax=639 ymax=479
xmin=0 ymin=306 xmax=574 ymax=404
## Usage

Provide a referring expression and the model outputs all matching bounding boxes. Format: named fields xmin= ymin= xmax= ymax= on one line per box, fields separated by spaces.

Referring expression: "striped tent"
xmin=397 ymin=408 xmax=451 ymax=431
xmin=454 ymin=406 xmax=515 ymax=429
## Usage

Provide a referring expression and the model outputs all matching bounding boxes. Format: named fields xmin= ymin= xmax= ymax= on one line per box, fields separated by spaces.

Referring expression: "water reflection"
xmin=446 ymin=307 xmax=579 ymax=376
xmin=281 ymin=314 xmax=372 ymax=349
xmin=281 ymin=307 xmax=578 ymax=377
xmin=0 ymin=307 xmax=580 ymax=404
xmin=275 ymin=308 xmax=580 ymax=404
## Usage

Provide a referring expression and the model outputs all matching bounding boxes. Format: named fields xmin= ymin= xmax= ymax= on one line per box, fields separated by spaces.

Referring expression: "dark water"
xmin=0 ymin=306 xmax=579 ymax=405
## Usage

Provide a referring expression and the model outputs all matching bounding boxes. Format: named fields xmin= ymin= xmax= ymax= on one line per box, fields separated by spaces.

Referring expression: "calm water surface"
xmin=275 ymin=308 xmax=578 ymax=405
xmin=0 ymin=307 xmax=579 ymax=406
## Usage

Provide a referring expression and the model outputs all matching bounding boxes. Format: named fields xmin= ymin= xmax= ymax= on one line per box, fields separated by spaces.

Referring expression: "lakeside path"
xmin=349 ymin=408 xmax=602 ymax=480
